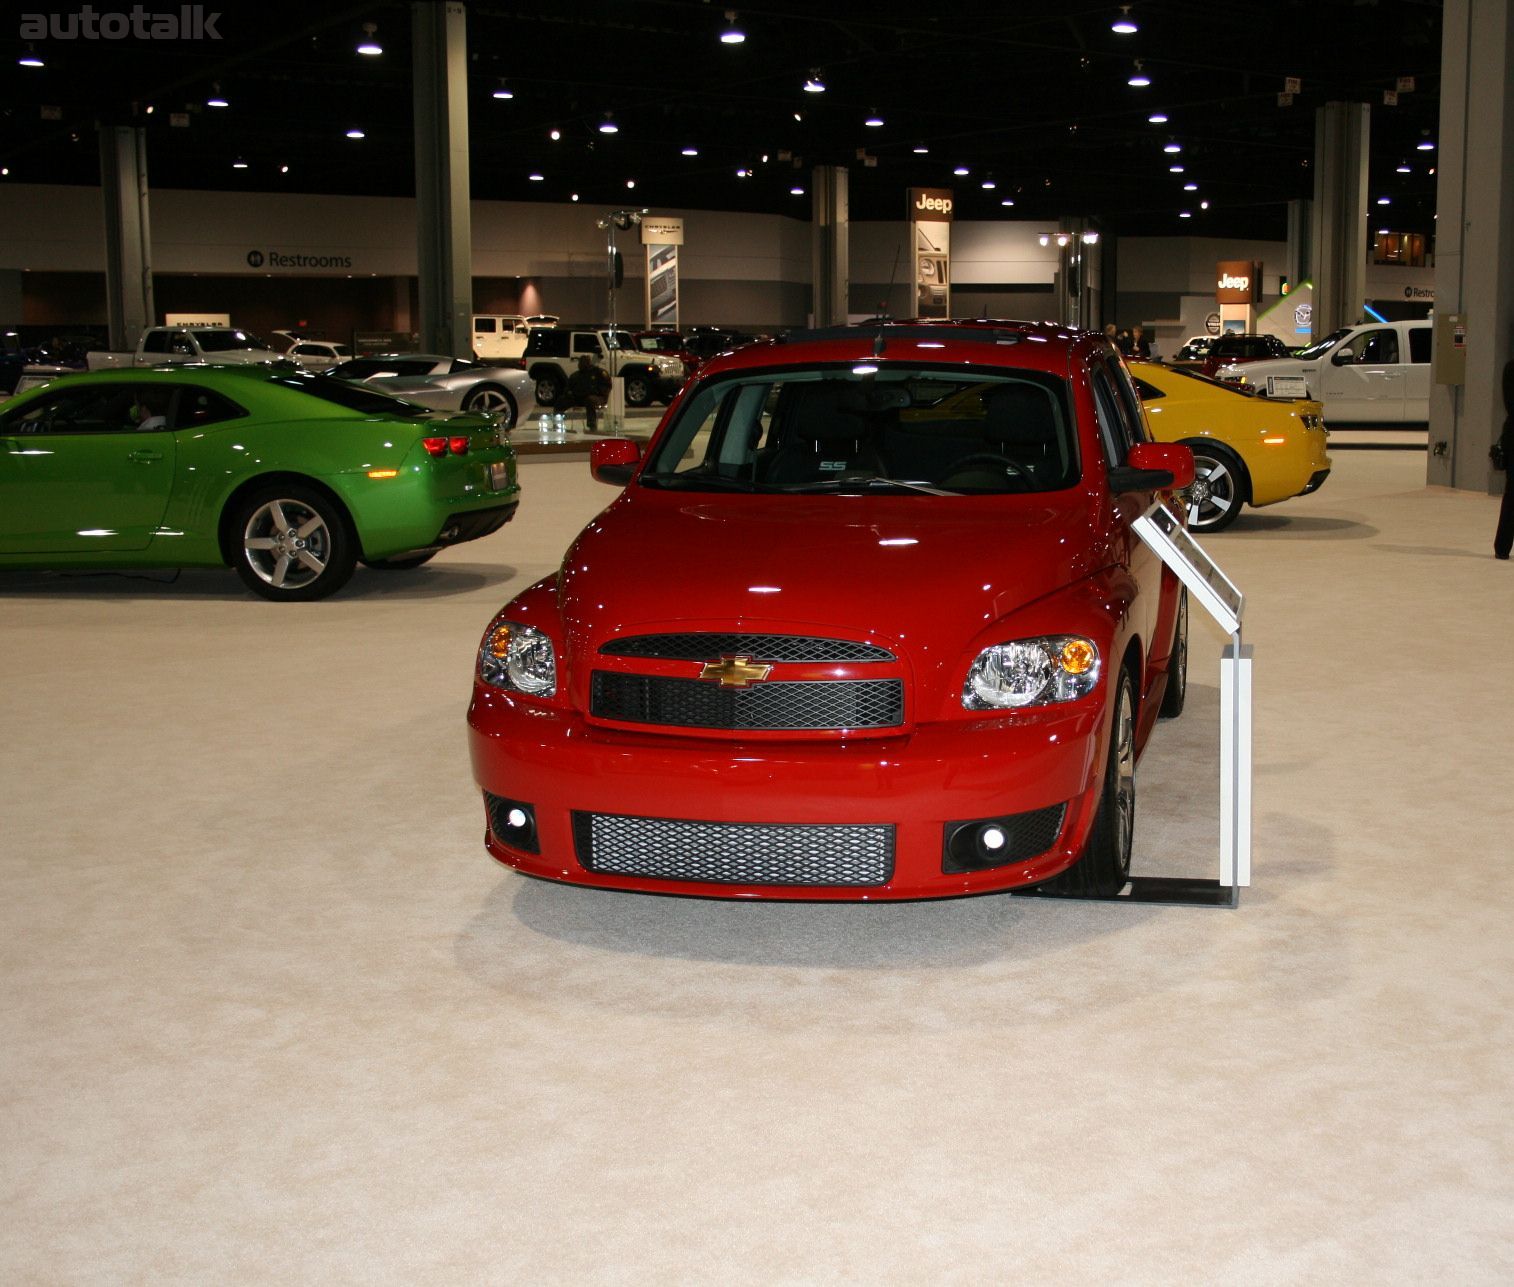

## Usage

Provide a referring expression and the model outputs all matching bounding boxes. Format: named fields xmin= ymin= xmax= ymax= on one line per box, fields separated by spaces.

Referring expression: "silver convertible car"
xmin=328 ymin=354 xmax=537 ymax=427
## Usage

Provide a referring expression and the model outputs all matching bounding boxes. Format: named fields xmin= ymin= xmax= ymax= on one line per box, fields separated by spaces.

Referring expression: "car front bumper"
xmin=467 ymin=687 xmax=1109 ymax=900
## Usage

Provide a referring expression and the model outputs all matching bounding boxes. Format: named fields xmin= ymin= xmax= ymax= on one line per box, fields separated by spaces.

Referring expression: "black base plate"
xmin=1011 ymin=875 xmax=1240 ymax=908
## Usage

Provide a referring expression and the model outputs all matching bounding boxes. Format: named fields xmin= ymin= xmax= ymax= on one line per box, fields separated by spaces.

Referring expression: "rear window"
xmin=643 ymin=364 xmax=1078 ymax=495
xmin=524 ymin=331 xmax=570 ymax=358
xmin=194 ymin=329 xmax=270 ymax=352
xmin=271 ymin=374 xmax=429 ymax=416
xmin=1408 ymin=327 xmax=1432 ymax=363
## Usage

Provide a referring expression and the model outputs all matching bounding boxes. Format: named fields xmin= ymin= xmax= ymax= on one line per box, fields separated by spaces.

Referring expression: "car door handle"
xmin=1 ymin=437 xmax=21 ymax=454
xmin=127 ymin=448 xmax=164 ymax=463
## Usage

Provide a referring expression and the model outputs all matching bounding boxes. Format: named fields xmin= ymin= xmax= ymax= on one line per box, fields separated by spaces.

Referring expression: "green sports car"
xmin=0 ymin=365 xmax=520 ymax=600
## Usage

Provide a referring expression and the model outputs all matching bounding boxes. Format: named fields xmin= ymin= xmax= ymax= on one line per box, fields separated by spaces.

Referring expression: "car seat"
xmin=763 ymin=383 xmax=886 ymax=484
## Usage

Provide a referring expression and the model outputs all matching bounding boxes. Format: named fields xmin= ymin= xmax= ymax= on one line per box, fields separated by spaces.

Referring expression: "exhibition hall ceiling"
xmin=2 ymin=0 xmax=1443 ymax=240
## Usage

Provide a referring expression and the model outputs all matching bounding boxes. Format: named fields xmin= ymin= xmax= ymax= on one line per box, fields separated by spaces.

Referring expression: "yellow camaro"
xmin=1129 ymin=360 xmax=1332 ymax=532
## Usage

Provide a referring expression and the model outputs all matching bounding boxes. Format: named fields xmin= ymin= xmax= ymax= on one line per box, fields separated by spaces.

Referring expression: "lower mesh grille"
xmin=572 ymin=811 xmax=894 ymax=886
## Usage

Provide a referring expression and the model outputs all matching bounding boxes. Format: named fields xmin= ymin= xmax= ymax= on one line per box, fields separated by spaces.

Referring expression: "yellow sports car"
xmin=1128 ymin=360 xmax=1331 ymax=532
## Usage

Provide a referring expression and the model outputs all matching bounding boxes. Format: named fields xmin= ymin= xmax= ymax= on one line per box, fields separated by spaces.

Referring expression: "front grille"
xmin=591 ymin=671 xmax=904 ymax=731
xmin=572 ymin=811 xmax=894 ymax=886
xmin=600 ymin=633 xmax=894 ymax=663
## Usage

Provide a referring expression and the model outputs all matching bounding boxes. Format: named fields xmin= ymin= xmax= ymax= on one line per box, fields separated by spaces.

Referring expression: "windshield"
xmin=272 ymin=373 xmax=429 ymax=416
xmin=195 ymin=329 xmax=270 ymax=352
xmin=1291 ymin=329 xmax=1350 ymax=360
xmin=642 ymin=365 xmax=1079 ymax=495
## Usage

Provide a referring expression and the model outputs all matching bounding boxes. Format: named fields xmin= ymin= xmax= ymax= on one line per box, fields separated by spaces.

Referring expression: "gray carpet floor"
xmin=3 ymin=451 xmax=1511 ymax=1284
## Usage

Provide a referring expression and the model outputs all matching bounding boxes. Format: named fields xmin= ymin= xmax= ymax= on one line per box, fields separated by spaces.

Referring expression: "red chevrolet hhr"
xmin=468 ymin=321 xmax=1194 ymax=900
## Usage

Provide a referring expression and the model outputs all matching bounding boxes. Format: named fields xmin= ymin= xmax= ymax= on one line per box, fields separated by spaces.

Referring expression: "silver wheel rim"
xmin=1187 ymin=453 xmax=1237 ymax=528
xmin=536 ymin=378 xmax=558 ymax=403
xmin=1114 ymin=682 xmax=1136 ymax=877
xmin=627 ymin=380 xmax=648 ymax=403
xmin=468 ymin=388 xmax=512 ymax=420
xmin=1173 ymin=594 xmax=1188 ymax=698
xmin=242 ymin=498 xmax=331 ymax=590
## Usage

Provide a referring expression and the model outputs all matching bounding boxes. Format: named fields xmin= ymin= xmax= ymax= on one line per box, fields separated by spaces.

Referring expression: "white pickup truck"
xmin=1217 ymin=318 xmax=1433 ymax=423
xmin=87 ymin=325 xmax=286 ymax=370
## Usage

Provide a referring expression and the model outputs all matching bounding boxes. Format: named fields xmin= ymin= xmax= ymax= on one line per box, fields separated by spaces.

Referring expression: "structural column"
xmin=412 ymin=0 xmax=472 ymax=359
xmin=1285 ymin=197 xmax=1310 ymax=292
xmin=1428 ymin=0 xmax=1514 ymax=492
xmin=99 ymin=125 xmax=154 ymax=352
xmin=1309 ymin=102 xmax=1369 ymax=338
xmin=810 ymin=166 xmax=848 ymax=328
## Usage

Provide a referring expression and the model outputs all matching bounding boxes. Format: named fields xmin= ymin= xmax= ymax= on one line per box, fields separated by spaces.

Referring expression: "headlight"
xmin=963 ymin=636 xmax=1100 ymax=710
xmin=479 ymin=620 xmax=557 ymax=697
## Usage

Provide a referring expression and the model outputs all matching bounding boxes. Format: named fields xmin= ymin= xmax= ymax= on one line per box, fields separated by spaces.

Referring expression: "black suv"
xmin=1200 ymin=333 xmax=1291 ymax=375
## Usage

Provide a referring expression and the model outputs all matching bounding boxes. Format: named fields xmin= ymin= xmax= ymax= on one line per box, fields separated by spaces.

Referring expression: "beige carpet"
xmin=2 ymin=452 xmax=1512 ymax=1284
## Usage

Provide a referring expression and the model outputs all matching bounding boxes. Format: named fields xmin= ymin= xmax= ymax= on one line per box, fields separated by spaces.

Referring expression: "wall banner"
xmin=908 ymin=188 xmax=952 ymax=318
xmin=641 ymin=216 xmax=683 ymax=327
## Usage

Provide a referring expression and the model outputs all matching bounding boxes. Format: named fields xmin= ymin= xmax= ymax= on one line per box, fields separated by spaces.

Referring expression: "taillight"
xmin=421 ymin=437 xmax=448 ymax=457
xmin=448 ymin=435 xmax=470 ymax=455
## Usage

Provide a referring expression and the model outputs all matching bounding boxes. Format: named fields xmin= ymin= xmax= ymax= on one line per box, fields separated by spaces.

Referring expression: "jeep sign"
xmin=1215 ymin=260 xmax=1262 ymax=304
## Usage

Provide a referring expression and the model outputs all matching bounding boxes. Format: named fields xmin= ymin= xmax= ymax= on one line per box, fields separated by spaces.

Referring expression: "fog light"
xmin=484 ymin=793 xmax=539 ymax=854
xmin=506 ymin=807 xmax=527 ymax=829
xmin=981 ymin=825 xmax=1006 ymax=851
xmin=943 ymin=804 xmax=1067 ymax=874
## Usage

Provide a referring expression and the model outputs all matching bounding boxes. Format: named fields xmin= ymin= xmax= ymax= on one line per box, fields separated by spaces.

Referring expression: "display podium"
xmin=1024 ymin=502 xmax=1252 ymax=909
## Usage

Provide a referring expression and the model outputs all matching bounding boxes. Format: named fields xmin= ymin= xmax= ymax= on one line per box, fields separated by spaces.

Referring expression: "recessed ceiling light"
xmin=803 ymin=70 xmax=825 ymax=93
xmin=790 ymin=186 xmax=805 ymax=195
xmin=280 ymin=164 xmax=290 ymax=174
xmin=1179 ymin=211 xmax=1192 ymax=219
xmin=1377 ymin=196 xmax=1391 ymax=205
xmin=1396 ymin=163 xmax=1411 ymax=173
xmin=865 ymin=113 xmax=884 ymax=127
xmin=1417 ymin=139 xmax=1435 ymax=150
xmin=1200 ymin=200 xmax=1210 ymax=209
xmin=356 ymin=22 xmax=382 ymax=55
xmin=18 ymin=46 xmax=44 ymax=68
xmin=207 ymin=84 xmax=229 ymax=108
xmin=492 ymin=82 xmax=515 ymax=100
xmin=1112 ymin=6 xmax=1138 ymax=35
xmin=981 ymin=179 xmax=996 ymax=190
xmin=1183 ymin=182 xmax=1198 ymax=191
xmin=570 ymin=193 xmax=579 ymax=202
xmin=1163 ymin=142 xmax=1181 ymax=153
xmin=232 ymin=159 xmax=248 ymax=169
xmin=599 ymin=114 xmax=619 ymax=134
xmin=1377 ymin=227 xmax=1390 ymax=235
xmin=345 ymin=128 xmax=365 ymax=139
xmin=681 ymin=146 xmax=699 ymax=156
xmin=793 ymin=112 xmax=803 ymax=122
xmin=1128 ymin=61 xmax=1151 ymax=88
xmin=912 ymin=143 xmax=929 ymax=154
xmin=1148 ymin=112 xmax=1168 ymax=124
xmin=1169 ymin=165 xmax=1184 ymax=173
xmin=737 ymin=168 xmax=750 ymax=177
xmin=1000 ymin=199 xmax=1016 ymax=207
xmin=626 ymin=179 xmax=636 ymax=188
xmin=549 ymin=128 xmax=561 ymax=140
xmin=720 ymin=10 xmax=745 ymax=43
xmin=953 ymin=165 xmax=970 ymax=176
xmin=528 ymin=173 xmax=544 ymax=182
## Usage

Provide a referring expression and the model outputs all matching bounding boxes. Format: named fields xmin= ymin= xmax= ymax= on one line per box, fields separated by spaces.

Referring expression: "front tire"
xmin=461 ymin=383 xmax=517 ymax=426
xmin=623 ymin=373 xmax=653 ymax=407
xmin=1039 ymin=667 xmax=1136 ymax=898
xmin=231 ymin=485 xmax=356 ymax=601
xmin=533 ymin=371 xmax=564 ymax=407
xmin=1159 ymin=591 xmax=1188 ymax=719
xmin=1182 ymin=441 xmax=1248 ymax=532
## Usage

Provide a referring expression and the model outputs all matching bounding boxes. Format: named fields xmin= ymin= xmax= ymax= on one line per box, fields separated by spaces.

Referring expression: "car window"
xmin=141 ymin=330 xmax=170 ymax=354
xmin=572 ymin=334 xmax=601 ymax=356
xmin=1356 ymin=330 xmax=1399 ymax=364
xmin=643 ymin=365 xmax=1078 ymax=495
xmin=273 ymin=374 xmax=428 ymax=416
xmin=0 ymin=382 xmax=177 ymax=434
xmin=1089 ymin=365 xmax=1136 ymax=464
xmin=171 ymin=385 xmax=247 ymax=429
xmin=1108 ymin=360 xmax=1151 ymax=443
xmin=1132 ymin=378 xmax=1165 ymax=401
xmin=474 ymin=317 xmax=497 ymax=333
xmin=524 ymin=331 xmax=568 ymax=358
xmin=1408 ymin=327 xmax=1432 ymax=363
xmin=169 ymin=335 xmax=196 ymax=356
xmin=194 ymin=329 xmax=269 ymax=352
xmin=1293 ymin=329 xmax=1350 ymax=360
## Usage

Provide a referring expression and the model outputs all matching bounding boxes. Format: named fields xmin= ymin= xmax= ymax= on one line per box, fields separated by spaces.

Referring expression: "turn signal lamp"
xmin=1060 ymin=639 xmax=1097 ymax=676
xmin=367 ymin=468 xmax=399 ymax=479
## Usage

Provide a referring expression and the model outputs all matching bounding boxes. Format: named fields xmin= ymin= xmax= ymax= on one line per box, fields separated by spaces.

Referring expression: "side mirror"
xmin=1330 ymin=346 xmax=1356 ymax=366
xmin=590 ymin=437 xmax=642 ymax=485
xmin=1109 ymin=441 xmax=1194 ymax=493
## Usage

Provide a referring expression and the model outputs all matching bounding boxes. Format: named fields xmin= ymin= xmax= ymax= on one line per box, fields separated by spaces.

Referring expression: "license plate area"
xmin=489 ymin=461 xmax=510 ymax=490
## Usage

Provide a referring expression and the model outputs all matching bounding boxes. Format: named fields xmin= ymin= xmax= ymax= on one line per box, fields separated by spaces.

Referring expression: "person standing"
xmin=1495 ymin=357 xmax=1514 ymax=559
xmin=1129 ymin=324 xmax=1152 ymax=359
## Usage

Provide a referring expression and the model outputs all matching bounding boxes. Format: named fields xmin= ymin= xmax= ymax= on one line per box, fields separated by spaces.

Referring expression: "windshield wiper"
xmin=771 ymin=477 xmax=958 ymax=496
xmin=639 ymin=471 xmax=760 ymax=492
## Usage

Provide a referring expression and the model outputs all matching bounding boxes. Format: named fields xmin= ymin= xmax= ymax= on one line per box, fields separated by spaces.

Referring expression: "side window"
xmin=0 ymin=383 xmax=140 ymax=434
xmin=1132 ymin=378 xmax=1165 ymax=402
xmin=572 ymin=333 xmax=601 ymax=357
xmin=169 ymin=335 xmax=196 ymax=356
xmin=141 ymin=330 xmax=169 ymax=354
xmin=172 ymin=386 xmax=247 ymax=430
xmin=1357 ymin=330 xmax=1399 ymax=364
xmin=1107 ymin=359 xmax=1150 ymax=445
xmin=1408 ymin=328 xmax=1432 ymax=363
xmin=1089 ymin=366 xmax=1134 ymax=464
xmin=474 ymin=317 xmax=496 ymax=334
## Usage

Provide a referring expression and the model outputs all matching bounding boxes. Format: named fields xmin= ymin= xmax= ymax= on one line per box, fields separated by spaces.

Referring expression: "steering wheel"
xmin=938 ymin=453 xmax=1032 ymax=489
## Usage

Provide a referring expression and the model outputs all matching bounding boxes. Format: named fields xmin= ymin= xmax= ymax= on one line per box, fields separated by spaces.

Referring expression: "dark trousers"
xmin=1496 ymin=462 xmax=1514 ymax=559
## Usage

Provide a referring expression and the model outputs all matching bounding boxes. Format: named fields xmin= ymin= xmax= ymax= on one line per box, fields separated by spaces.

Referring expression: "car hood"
xmin=557 ymin=488 xmax=1098 ymax=666
xmin=1220 ymin=356 xmax=1315 ymax=379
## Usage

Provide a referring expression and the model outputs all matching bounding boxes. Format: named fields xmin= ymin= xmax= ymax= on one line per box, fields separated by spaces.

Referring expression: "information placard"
xmin=1265 ymin=374 xmax=1310 ymax=400
xmin=1132 ymin=503 xmax=1244 ymax=636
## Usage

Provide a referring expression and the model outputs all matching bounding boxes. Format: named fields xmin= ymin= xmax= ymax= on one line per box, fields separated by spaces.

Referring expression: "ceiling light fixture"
xmin=232 ymin=159 xmax=248 ymax=169
xmin=912 ymin=142 xmax=929 ymax=154
xmin=1112 ymin=6 xmax=1138 ymax=35
xmin=528 ymin=173 xmax=544 ymax=182
xmin=18 ymin=45 xmax=44 ymax=68
xmin=1179 ymin=211 xmax=1192 ymax=219
xmin=1128 ymin=60 xmax=1151 ymax=88
xmin=492 ymin=81 xmax=514 ymax=100
xmin=1000 ymin=199 xmax=1016 ymax=207
xmin=681 ymin=146 xmax=699 ymax=156
xmin=549 ymin=128 xmax=561 ymax=140
xmin=280 ymin=164 xmax=289 ymax=174
xmin=790 ymin=186 xmax=805 ymax=195
xmin=981 ymin=179 xmax=996 ymax=190
xmin=1163 ymin=141 xmax=1181 ymax=153
xmin=1377 ymin=196 xmax=1391 ymax=205
xmin=736 ymin=168 xmax=750 ymax=177
xmin=953 ymin=165 xmax=970 ymax=176
xmin=720 ymin=10 xmax=746 ymax=43
xmin=1147 ymin=112 xmax=1168 ymax=124
xmin=599 ymin=114 xmax=619 ymax=134
xmin=570 ymin=193 xmax=579 ymax=202
xmin=865 ymin=112 xmax=884 ymax=127
xmin=356 ymin=22 xmax=382 ymax=56
xmin=626 ymin=179 xmax=636 ymax=189
xmin=345 ymin=128 xmax=365 ymax=139
xmin=1200 ymin=200 xmax=1210 ymax=210
xmin=1169 ymin=164 xmax=1184 ymax=172
xmin=1183 ymin=182 xmax=1198 ymax=191
xmin=1417 ymin=139 xmax=1435 ymax=150
xmin=803 ymin=70 xmax=825 ymax=93
xmin=207 ymin=83 xmax=229 ymax=108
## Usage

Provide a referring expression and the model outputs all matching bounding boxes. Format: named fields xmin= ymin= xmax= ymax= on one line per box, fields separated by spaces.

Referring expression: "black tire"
xmin=1039 ymin=667 xmax=1136 ymax=898
xmin=623 ymin=373 xmax=653 ymax=407
xmin=1159 ymin=591 xmax=1188 ymax=719
xmin=360 ymin=551 xmax=438 ymax=571
xmin=533 ymin=370 xmax=564 ymax=407
xmin=1181 ymin=440 xmax=1248 ymax=533
xmin=461 ymin=383 xmax=517 ymax=426
xmin=230 ymin=484 xmax=356 ymax=601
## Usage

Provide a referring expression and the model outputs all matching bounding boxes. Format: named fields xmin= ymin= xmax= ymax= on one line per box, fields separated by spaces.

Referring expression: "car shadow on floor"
xmin=1227 ymin=513 xmax=1379 ymax=539
xmin=0 ymin=562 xmax=519 ymax=601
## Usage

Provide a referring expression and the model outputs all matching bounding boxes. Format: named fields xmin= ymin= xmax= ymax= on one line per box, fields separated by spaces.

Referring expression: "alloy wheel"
xmin=242 ymin=498 xmax=331 ymax=590
xmin=1113 ymin=681 xmax=1136 ymax=880
xmin=1187 ymin=451 xmax=1240 ymax=531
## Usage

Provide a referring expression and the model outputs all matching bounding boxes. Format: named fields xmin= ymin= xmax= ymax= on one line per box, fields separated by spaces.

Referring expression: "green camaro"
xmin=0 ymin=365 xmax=520 ymax=600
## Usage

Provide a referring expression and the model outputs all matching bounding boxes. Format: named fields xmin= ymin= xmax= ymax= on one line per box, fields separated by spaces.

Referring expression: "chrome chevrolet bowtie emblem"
xmin=699 ymin=656 xmax=773 ymax=687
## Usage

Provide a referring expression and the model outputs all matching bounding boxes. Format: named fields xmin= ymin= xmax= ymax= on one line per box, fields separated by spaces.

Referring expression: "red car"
xmin=468 ymin=321 xmax=1194 ymax=900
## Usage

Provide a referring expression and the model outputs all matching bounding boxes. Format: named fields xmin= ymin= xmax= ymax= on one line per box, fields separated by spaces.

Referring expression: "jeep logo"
xmin=915 ymin=194 xmax=953 ymax=214
xmin=1217 ymin=273 xmax=1250 ymax=291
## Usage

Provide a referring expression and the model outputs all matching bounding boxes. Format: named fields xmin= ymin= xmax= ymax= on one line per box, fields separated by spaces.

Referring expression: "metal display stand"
xmin=1023 ymin=503 xmax=1252 ymax=909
